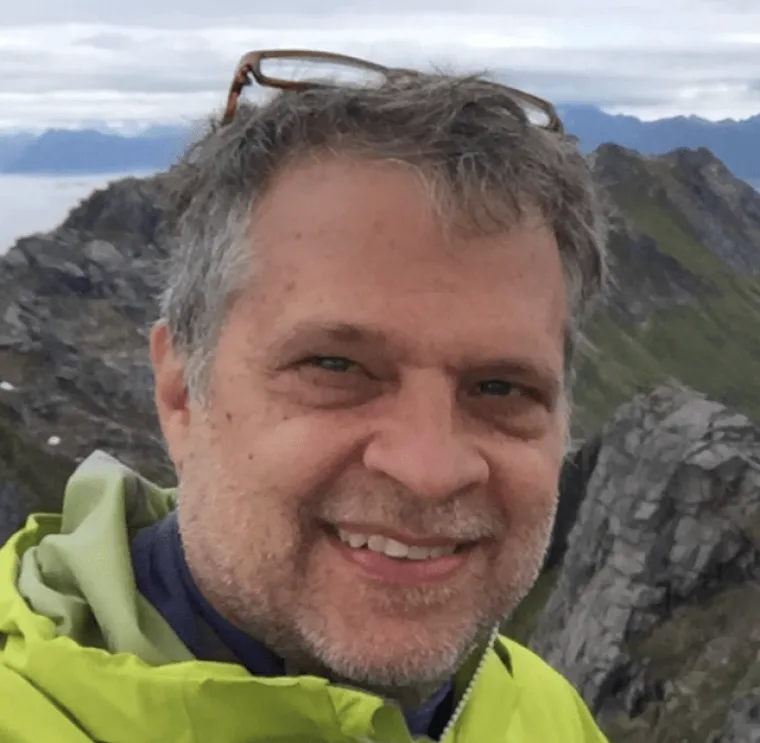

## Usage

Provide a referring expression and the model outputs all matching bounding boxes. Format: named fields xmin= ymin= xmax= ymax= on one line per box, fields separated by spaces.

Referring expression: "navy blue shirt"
xmin=131 ymin=511 xmax=454 ymax=738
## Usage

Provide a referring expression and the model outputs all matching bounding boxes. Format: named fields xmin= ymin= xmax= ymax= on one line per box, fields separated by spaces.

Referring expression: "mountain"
xmin=0 ymin=132 xmax=37 ymax=170
xmin=0 ymin=175 xmax=170 ymax=481
xmin=2 ymin=106 xmax=760 ymax=179
xmin=0 ymin=143 xmax=759 ymax=740
xmin=0 ymin=126 xmax=190 ymax=175
xmin=0 ymin=105 xmax=760 ymax=183
xmin=571 ymin=144 xmax=760 ymax=436
xmin=560 ymin=105 xmax=760 ymax=181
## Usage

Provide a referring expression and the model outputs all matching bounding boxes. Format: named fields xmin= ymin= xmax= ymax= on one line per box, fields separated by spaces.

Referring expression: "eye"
xmin=475 ymin=379 xmax=522 ymax=397
xmin=290 ymin=355 xmax=378 ymax=408
xmin=303 ymin=356 xmax=358 ymax=373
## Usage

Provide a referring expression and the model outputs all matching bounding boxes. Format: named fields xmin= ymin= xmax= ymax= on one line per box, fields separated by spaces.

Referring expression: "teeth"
xmin=369 ymin=535 xmax=404 ymax=557
xmin=336 ymin=529 xmax=456 ymax=560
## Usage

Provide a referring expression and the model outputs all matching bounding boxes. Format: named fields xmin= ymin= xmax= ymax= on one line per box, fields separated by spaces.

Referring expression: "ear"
xmin=150 ymin=322 xmax=191 ymax=474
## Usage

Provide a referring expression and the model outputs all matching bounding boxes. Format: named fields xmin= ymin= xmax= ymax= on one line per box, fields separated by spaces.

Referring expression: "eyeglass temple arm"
xmin=222 ymin=61 xmax=255 ymax=126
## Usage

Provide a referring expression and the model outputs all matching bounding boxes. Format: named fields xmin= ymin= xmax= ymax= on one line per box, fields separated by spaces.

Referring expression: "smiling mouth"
xmin=321 ymin=523 xmax=485 ymax=587
xmin=325 ymin=524 xmax=474 ymax=562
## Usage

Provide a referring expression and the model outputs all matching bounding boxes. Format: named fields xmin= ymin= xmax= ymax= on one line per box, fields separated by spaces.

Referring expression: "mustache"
xmin=308 ymin=485 xmax=506 ymax=542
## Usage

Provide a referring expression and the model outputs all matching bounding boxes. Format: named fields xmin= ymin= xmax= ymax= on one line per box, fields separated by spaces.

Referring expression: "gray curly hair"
xmin=158 ymin=68 xmax=608 ymax=402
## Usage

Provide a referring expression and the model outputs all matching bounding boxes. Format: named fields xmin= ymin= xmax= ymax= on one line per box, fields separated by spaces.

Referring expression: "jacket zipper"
xmin=425 ymin=624 xmax=500 ymax=742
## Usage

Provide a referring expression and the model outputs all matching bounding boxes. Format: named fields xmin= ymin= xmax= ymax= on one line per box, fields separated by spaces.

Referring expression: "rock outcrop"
xmin=527 ymin=381 xmax=760 ymax=742
xmin=0 ymin=396 xmax=75 ymax=543
xmin=0 ymin=175 xmax=173 ymax=485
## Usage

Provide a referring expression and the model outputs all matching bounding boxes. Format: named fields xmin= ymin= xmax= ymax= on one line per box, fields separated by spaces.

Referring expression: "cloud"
xmin=0 ymin=1 xmax=759 ymax=130
xmin=2 ymin=0 xmax=759 ymax=24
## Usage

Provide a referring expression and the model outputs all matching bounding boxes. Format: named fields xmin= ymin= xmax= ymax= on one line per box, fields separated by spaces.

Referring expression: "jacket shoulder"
xmin=497 ymin=635 xmax=610 ymax=742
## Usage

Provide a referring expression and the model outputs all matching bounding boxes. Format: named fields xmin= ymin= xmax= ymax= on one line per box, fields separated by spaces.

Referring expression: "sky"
xmin=0 ymin=0 xmax=759 ymax=131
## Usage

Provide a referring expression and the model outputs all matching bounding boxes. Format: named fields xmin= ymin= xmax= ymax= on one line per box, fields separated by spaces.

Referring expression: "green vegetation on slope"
xmin=572 ymin=185 xmax=760 ymax=435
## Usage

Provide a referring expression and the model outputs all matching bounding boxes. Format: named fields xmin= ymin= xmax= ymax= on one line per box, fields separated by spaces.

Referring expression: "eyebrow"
xmin=272 ymin=321 xmax=392 ymax=353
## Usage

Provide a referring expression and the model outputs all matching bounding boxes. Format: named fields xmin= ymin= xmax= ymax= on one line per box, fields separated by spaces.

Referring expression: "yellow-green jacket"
xmin=0 ymin=451 xmax=609 ymax=743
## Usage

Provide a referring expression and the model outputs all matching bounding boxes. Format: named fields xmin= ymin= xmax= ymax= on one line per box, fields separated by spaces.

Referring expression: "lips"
xmin=325 ymin=522 xmax=477 ymax=587
xmin=336 ymin=528 xmax=458 ymax=561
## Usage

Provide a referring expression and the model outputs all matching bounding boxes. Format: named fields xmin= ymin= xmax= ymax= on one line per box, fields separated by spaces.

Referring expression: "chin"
xmin=318 ymin=638 xmax=466 ymax=690
xmin=285 ymin=540 xmax=511 ymax=686
xmin=296 ymin=602 xmax=487 ymax=689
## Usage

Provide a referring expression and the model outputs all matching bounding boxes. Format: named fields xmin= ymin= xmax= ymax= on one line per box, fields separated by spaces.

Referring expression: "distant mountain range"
xmin=558 ymin=105 xmax=760 ymax=181
xmin=0 ymin=125 xmax=192 ymax=176
xmin=1 ymin=106 xmax=759 ymax=180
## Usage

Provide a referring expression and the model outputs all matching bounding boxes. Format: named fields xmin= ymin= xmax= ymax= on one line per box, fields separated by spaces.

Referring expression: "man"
xmin=0 ymin=50 xmax=609 ymax=742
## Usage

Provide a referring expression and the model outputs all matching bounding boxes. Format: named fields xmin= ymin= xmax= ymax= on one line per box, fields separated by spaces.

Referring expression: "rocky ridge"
xmin=0 ymin=175 xmax=171 ymax=492
xmin=525 ymin=381 xmax=760 ymax=742
xmin=575 ymin=145 xmax=760 ymax=434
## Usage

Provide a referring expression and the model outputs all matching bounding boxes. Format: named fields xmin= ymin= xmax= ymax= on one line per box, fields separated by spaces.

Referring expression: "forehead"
xmin=237 ymin=156 xmax=566 ymax=370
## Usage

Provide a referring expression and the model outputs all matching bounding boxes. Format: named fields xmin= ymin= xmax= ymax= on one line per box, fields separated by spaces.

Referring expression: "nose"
xmin=361 ymin=374 xmax=490 ymax=500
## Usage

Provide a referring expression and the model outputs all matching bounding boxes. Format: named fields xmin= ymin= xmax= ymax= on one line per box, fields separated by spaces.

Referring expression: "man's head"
xmin=150 ymin=55 xmax=607 ymax=705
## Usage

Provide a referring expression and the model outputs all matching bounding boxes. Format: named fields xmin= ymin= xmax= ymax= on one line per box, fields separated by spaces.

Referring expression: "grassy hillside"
xmin=572 ymin=146 xmax=760 ymax=434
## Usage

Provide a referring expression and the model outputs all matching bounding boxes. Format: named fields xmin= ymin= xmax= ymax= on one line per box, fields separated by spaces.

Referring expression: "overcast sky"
xmin=1 ymin=0 xmax=759 ymax=131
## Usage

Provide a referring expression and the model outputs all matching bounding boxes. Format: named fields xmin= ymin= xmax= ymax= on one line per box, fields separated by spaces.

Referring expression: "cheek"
xmin=184 ymin=411 xmax=347 ymax=551
xmin=180 ymin=448 xmax=302 ymax=591
xmin=212 ymin=404 xmax=365 ymax=503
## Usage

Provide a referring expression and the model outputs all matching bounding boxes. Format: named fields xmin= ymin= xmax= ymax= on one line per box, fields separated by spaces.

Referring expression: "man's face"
xmin=153 ymin=157 xmax=567 ymax=693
